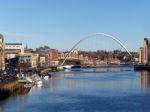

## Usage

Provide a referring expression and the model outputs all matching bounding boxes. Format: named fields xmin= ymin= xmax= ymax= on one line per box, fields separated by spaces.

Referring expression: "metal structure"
xmin=61 ymin=33 xmax=132 ymax=66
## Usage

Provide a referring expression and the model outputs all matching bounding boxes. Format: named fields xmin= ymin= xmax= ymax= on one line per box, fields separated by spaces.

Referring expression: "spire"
xmin=25 ymin=43 xmax=28 ymax=50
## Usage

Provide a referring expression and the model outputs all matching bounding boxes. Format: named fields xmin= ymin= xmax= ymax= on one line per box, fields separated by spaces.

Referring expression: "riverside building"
xmin=139 ymin=47 xmax=144 ymax=64
xmin=5 ymin=43 xmax=24 ymax=59
xmin=0 ymin=34 xmax=5 ymax=71
xmin=18 ymin=53 xmax=39 ymax=68
xmin=139 ymin=38 xmax=150 ymax=64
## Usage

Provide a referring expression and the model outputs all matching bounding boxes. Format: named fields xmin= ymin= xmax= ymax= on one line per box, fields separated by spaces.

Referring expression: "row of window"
xmin=6 ymin=45 xmax=22 ymax=48
xmin=20 ymin=59 xmax=31 ymax=63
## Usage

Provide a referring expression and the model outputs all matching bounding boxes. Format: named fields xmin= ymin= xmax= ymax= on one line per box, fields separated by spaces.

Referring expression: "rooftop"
xmin=5 ymin=43 xmax=22 ymax=45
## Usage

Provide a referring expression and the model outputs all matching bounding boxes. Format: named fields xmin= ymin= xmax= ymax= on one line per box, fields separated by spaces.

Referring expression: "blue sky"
xmin=0 ymin=0 xmax=150 ymax=51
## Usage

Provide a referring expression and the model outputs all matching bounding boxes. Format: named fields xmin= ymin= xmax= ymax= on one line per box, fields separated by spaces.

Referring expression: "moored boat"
xmin=134 ymin=64 xmax=150 ymax=70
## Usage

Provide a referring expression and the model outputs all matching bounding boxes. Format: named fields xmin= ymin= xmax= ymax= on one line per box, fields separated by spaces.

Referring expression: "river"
xmin=1 ymin=67 xmax=150 ymax=112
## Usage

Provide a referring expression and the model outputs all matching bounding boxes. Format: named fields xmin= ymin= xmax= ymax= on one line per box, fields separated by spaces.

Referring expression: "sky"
xmin=0 ymin=0 xmax=150 ymax=51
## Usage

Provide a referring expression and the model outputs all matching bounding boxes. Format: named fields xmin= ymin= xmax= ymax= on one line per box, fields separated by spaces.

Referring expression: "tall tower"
xmin=139 ymin=47 xmax=144 ymax=64
xmin=0 ymin=34 xmax=5 ymax=71
xmin=143 ymin=38 xmax=150 ymax=64
xmin=143 ymin=38 xmax=148 ymax=64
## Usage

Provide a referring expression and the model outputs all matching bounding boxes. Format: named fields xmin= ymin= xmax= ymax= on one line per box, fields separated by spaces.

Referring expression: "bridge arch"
xmin=61 ymin=33 xmax=131 ymax=66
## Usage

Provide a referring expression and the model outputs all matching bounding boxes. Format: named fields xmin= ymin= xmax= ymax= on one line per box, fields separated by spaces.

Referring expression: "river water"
xmin=1 ymin=67 xmax=150 ymax=112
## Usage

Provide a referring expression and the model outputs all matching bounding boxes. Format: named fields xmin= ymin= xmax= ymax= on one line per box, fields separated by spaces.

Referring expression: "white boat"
xmin=41 ymin=73 xmax=50 ymax=80
xmin=43 ymin=75 xmax=49 ymax=80
xmin=62 ymin=65 xmax=74 ymax=69
xmin=34 ymin=77 xmax=43 ymax=85
xmin=36 ymin=84 xmax=42 ymax=88
xmin=36 ymin=79 xmax=42 ymax=85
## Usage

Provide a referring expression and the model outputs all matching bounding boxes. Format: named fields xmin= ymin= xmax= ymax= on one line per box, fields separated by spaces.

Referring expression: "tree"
xmin=38 ymin=45 xmax=50 ymax=51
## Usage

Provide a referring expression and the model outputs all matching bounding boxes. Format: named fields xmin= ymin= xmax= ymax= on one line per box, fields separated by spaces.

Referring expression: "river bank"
xmin=0 ymin=80 xmax=31 ymax=101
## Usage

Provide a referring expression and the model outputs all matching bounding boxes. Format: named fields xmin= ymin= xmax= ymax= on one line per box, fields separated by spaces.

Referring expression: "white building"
xmin=5 ymin=43 xmax=24 ymax=59
xmin=18 ymin=53 xmax=39 ymax=68
xmin=0 ymin=34 xmax=5 ymax=70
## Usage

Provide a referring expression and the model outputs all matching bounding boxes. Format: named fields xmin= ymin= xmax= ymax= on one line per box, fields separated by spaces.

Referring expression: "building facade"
xmin=50 ymin=49 xmax=59 ymax=65
xmin=0 ymin=34 xmax=5 ymax=71
xmin=18 ymin=53 xmax=39 ymax=68
xmin=5 ymin=43 xmax=24 ymax=59
xmin=139 ymin=38 xmax=150 ymax=64
xmin=35 ymin=49 xmax=59 ymax=67
xmin=139 ymin=47 xmax=144 ymax=64
xmin=58 ymin=50 xmax=79 ymax=60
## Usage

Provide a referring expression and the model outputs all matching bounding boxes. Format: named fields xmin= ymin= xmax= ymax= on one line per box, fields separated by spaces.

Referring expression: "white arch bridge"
xmin=60 ymin=33 xmax=132 ymax=66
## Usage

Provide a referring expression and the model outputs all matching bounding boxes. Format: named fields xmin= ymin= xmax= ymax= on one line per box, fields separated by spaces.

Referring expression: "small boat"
xmin=43 ymin=75 xmax=49 ymax=80
xmin=36 ymin=79 xmax=42 ymax=85
xmin=134 ymin=64 xmax=150 ymax=71
xmin=41 ymin=73 xmax=50 ymax=80
xmin=34 ymin=77 xmax=43 ymax=85
xmin=71 ymin=65 xmax=81 ymax=68
xmin=62 ymin=65 xmax=74 ymax=69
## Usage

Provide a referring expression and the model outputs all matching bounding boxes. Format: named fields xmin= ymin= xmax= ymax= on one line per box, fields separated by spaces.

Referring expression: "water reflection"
xmin=42 ymin=68 xmax=136 ymax=96
xmin=0 ymin=105 xmax=4 ymax=112
xmin=2 ymin=68 xmax=150 ymax=112
xmin=69 ymin=67 xmax=133 ymax=72
xmin=140 ymin=71 xmax=150 ymax=93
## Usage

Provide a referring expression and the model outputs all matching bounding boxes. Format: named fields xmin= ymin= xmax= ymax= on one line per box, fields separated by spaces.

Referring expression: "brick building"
xmin=35 ymin=49 xmax=59 ymax=66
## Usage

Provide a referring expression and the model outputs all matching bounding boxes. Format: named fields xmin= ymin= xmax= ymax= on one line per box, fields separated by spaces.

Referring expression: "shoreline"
xmin=0 ymin=80 xmax=31 ymax=101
